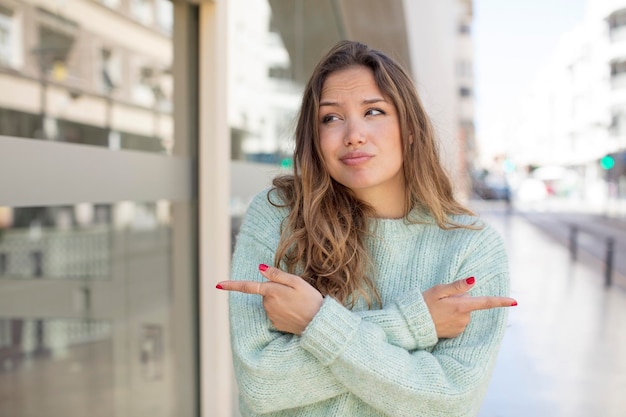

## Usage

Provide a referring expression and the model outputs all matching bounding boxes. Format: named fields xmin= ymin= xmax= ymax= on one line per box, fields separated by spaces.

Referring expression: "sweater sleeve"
xmin=355 ymin=288 xmax=438 ymax=351
xmin=299 ymin=225 xmax=510 ymax=417
xmin=229 ymin=194 xmax=347 ymax=413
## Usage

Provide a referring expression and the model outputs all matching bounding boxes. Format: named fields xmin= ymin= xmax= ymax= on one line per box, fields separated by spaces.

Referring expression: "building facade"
xmin=604 ymin=0 xmax=626 ymax=201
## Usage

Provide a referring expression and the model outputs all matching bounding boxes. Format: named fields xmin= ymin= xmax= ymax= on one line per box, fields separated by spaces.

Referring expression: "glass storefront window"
xmin=0 ymin=2 xmax=198 ymax=416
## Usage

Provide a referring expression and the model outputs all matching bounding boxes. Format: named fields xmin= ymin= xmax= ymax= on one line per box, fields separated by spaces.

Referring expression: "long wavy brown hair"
xmin=270 ymin=40 xmax=477 ymax=308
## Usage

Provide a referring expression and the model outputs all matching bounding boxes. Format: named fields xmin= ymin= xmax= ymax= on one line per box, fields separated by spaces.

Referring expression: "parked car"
xmin=473 ymin=174 xmax=511 ymax=201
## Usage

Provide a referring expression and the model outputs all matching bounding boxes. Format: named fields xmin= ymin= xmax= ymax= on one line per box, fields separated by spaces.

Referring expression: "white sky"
xmin=473 ymin=0 xmax=589 ymax=152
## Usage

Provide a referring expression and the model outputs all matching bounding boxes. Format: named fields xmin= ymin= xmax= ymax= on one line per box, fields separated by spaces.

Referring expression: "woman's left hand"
xmin=217 ymin=264 xmax=324 ymax=335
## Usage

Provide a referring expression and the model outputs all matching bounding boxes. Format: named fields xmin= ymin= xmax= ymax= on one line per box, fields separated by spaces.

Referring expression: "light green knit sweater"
xmin=229 ymin=189 xmax=510 ymax=417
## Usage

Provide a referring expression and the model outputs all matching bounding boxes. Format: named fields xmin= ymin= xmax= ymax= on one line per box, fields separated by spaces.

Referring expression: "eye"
xmin=366 ymin=108 xmax=385 ymax=117
xmin=321 ymin=114 xmax=340 ymax=124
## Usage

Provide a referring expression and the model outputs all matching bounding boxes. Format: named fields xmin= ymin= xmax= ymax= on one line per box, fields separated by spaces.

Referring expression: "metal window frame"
xmin=0 ymin=136 xmax=192 ymax=207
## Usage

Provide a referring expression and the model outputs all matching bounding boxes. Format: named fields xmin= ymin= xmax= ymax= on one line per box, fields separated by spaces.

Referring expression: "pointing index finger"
xmin=464 ymin=296 xmax=518 ymax=312
xmin=216 ymin=280 xmax=265 ymax=295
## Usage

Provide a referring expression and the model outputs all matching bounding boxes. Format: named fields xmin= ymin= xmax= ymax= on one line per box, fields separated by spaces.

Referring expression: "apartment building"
xmin=499 ymin=0 xmax=626 ymax=206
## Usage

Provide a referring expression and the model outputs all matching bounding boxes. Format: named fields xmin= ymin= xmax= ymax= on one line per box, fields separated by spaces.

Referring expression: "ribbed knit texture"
xmin=229 ymin=189 xmax=510 ymax=417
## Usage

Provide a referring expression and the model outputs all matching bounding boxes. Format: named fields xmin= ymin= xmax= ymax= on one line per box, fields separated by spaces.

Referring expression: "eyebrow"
xmin=319 ymin=97 xmax=386 ymax=107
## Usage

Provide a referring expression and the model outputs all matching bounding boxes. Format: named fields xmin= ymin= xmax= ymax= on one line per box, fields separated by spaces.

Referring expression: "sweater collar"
xmin=367 ymin=209 xmax=434 ymax=239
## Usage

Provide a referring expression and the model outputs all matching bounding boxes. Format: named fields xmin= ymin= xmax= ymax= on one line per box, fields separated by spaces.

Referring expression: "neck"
xmin=372 ymin=201 xmax=406 ymax=219
xmin=353 ymin=186 xmax=406 ymax=219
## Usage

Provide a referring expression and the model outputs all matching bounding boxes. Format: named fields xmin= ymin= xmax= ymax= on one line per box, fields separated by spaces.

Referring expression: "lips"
xmin=339 ymin=151 xmax=374 ymax=166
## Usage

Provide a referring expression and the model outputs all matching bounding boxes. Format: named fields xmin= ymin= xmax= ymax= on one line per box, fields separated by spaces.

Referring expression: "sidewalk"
xmin=472 ymin=203 xmax=626 ymax=417
xmin=513 ymin=196 xmax=626 ymax=221
xmin=513 ymin=210 xmax=626 ymax=289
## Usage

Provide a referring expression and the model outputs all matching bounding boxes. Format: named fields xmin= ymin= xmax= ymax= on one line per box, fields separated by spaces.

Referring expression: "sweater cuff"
xmin=300 ymin=297 xmax=361 ymax=366
xmin=395 ymin=290 xmax=438 ymax=349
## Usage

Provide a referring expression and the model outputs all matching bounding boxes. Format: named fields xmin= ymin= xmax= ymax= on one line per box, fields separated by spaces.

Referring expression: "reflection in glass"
xmin=0 ymin=201 xmax=182 ymax=417
xmin=1 ymin=2 xmax=195 ymax=415
xmin=0 ymin=318 xmax=114 ymax=417
xmin=0 ymin=202 xmax=170 ymax=280
xmin=229 ymin=0 xmax=301 ymax=166
xmin=0 ymin=1 xmax=174 ymax=154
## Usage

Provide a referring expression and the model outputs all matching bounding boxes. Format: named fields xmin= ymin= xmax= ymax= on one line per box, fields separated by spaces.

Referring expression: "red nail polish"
xmin=215 ymin=284 xmax=224 ymax=290
xmin=511 ymin=301 xmax=518 ymax=307
xmin=465 ymin=276 xmax=475 ymax=285
xmin=259 ymin=264 xmax=269 ymax=272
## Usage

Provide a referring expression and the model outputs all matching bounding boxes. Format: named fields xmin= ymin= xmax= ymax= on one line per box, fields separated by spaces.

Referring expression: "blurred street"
xmin=472 ymin=200 xmax=626 ymax=417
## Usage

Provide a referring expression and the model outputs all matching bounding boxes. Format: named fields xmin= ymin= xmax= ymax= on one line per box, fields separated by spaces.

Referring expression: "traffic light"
xmin=503 ymin=159 xmax=516 ymax=173
xmin=280 ymin=158 xmax=293 ymax=169
xmin=600 ymin=155 xmax=615 ymax=170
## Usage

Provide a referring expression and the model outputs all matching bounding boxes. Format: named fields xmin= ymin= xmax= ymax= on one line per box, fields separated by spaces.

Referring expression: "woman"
xmin=217 ymin=40 xmax=517 ymax=416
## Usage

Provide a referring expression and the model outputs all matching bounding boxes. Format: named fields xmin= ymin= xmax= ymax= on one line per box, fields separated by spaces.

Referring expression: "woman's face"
xmin=318 ymin=65 xmax=406 ymax=214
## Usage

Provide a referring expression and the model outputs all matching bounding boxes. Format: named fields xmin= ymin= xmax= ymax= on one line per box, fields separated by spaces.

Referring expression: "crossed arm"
xmin=219 ymin=263 xmax=515 ymax=337
xmin=219 ymin=230 xmax=516 ymax=415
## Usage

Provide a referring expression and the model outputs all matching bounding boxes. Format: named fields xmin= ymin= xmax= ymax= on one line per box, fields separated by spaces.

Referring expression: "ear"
xmin=408 ymin=132 xmax=414 ymax=145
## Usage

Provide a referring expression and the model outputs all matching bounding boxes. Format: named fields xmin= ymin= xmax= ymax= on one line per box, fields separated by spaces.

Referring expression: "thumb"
xmin=440 ymin=276 xmax=475 ymax=297
xmin=258 ymin=263 xmax=297 ymax=287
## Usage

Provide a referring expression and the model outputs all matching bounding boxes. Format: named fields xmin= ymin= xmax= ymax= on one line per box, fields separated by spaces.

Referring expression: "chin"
xmin=336 ymin=179 xmax=375 ymax=191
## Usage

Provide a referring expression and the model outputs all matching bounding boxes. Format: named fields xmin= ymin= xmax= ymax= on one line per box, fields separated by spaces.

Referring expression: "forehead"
xmin=320 ymin=65 xmax=383 ymax=99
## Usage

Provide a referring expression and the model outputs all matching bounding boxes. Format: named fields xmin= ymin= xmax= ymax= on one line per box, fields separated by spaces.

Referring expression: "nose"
xmin=344 ymin=119 xmax=366 ymax=147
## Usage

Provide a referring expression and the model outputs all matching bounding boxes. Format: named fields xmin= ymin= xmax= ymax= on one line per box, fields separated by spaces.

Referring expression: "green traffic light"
xmin=280 ymin=158 xmax=293 ymax=169
xmin=600 ymin=155 xmax=615 ymax=170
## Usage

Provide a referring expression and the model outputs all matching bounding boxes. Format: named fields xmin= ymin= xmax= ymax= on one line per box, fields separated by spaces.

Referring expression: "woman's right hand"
xmin=422 ymin=277 xmax=517 ymax=339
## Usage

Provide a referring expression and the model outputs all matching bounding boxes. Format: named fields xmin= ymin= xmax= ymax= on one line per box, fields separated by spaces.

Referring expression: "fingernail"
xmin=215 ymin=284 xmax=224 ymax=290
xmin=465 ymin=276 xmax=475 ymax=285
xmin=259 ymin=264 xmax=269 ymax=272
xmin=511 ymin=301 xmax=518 ymax=306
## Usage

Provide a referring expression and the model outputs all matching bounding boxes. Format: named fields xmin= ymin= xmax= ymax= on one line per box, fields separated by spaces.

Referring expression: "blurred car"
xmin=473 ymin=174 xmax=511 ymax=201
